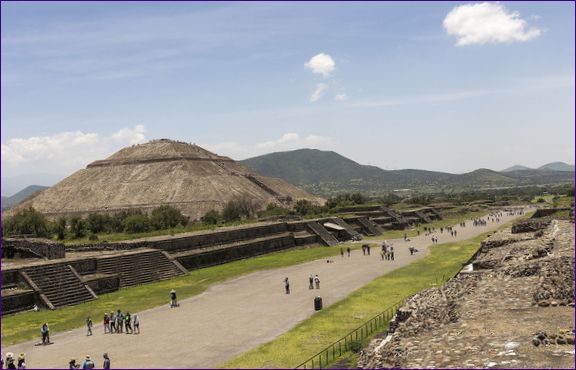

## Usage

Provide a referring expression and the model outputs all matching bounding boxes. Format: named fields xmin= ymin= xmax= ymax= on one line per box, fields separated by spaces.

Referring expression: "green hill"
xmin=240 ymin=149 xmax=574 ymax=196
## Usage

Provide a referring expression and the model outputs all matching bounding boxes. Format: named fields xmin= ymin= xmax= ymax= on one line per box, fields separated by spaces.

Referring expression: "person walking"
xmin=284 ymin=277 xmax=290 ymax=294
xmin=5 ymin=354 xmax=15 ymax=370
xmin=69 ymin=359 xmax=80 ymax=369
xmin=17 ymin=353 xmax=26 ymax=370
xmin=41 ymin=323 xmax=50 ymax=345
xmin=346 ymin=247 xmax=351 ymax=257
xmin=82 ymin=355 xmax=94 ymax=369
xmin=314 ymin=275 xmax=320 ymax=289
xmin=340 ymin=247 xmax=344 ymax=258
xmin=390 ymin=246 xmax=395 ymax=261
xmin=102 ymin=354 xmax=110 ymax=370
xmin=109 ymin=312 xmax=116 ymax=334
xmin=86 ymin=316 xmax=93 ymax=336
xmin=116 ymin=310 xmax=124 ymax=334
xmin=103 ymin=313 xmax=110 ymax=334
xmin=367 ymin=245 xmax=371 ymax=255
xmin=170 ymin=289 xmax=178 ymax=308
xmin=133 ymin=314 xmax=140 ymax=334
xmin=124 ymin=312 xmax=132 ymax=334
xmin=309 ymin=274 xmax=314 ymax=289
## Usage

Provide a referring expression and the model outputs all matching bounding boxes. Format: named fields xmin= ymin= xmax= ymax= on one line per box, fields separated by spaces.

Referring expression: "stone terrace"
xmin=358 ymin=219 xmax=575 ymax=369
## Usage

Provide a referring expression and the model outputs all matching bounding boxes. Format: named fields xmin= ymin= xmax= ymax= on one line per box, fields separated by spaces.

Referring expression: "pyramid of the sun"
xmin=9 ymin=139 xmax=323 ymax=219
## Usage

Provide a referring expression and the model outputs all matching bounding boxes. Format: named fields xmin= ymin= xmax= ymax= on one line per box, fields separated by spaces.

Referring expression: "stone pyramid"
xmin=8 ymin=139 xmax=322 ymax=220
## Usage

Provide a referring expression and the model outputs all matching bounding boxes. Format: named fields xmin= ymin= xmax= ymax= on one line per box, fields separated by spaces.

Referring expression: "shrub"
xmin=53 ymin=217 xmax=67 ymax=240
xmin=123 ymin=214 xmax=151 ymax=233
xmin=2 ymin=207 xmax=49 ymax=237
xmin=201 ymin=210 xmax=222 ymax=225
xmin=88 ymin=233 xmax=99 ymax=241
xmin=150 ymin=205 xmax=188 ymax=230
xmin=69 ymin=217 xmax=87 ymax=238
xmin=222 ymin=196 xmax=261 ymax=222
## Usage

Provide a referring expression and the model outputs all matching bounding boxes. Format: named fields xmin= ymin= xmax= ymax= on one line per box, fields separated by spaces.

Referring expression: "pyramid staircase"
xmin=95 ymin=250 xmax=185 ymax=288
xmin=306 ymin=221 xmax=339 ymax=246
xmin=356 ymin=217 xmax=382 ymax=236
xmin=21 ymin=263 xmax=97 ymax=309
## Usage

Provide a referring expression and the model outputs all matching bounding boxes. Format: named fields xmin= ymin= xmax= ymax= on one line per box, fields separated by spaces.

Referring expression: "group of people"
xmin=68 ymin=353 xmax=109 ymax=369
xmin=102 ymin=310 xmax=140 ymax=335
xmin=283 ymin=274 xmax=320 ymax=294
xmin=361 ymin=244 xmax=372 ymax=255
xmin=340 ymin=247 xmax=351 ymax=257
xmin=380 ymin=241 xmax=395 ymax=261
xmin=1 ymin=352 xmax=26 ymax=369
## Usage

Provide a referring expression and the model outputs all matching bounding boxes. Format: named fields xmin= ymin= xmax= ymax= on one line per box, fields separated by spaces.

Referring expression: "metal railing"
xmin=295 ymin=300 xmax=403 ymax=369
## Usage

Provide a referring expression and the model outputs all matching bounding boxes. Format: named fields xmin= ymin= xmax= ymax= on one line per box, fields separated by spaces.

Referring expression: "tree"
xmin=150 ymin=205 xmax=188 ymax=230
xmin=69 ymin=217 xmax=87 ymax=238
xmin=123 ymin=214 xmax=151 ymax=233
xmin=2 ymin=207 xmax=49 ymax=237
xmin=222 ymin=196 xmax=261 ymax=222
xmin=53 ymin=217 xmax=67 ymax=240
xmin=87 ymin=213 xmax=109 ymax=234
xmin=201 ymin=210 xmax=222 ymax=225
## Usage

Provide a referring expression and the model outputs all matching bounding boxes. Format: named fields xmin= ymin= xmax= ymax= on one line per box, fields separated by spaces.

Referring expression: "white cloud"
xmin=1 ymin=125 xmax=148 ymax=177
xmin=256 ymin=133 xmax=300 ymax=149
xmin=443 ymin=3 xmax=541 ymax=46
xmin=309 ymin=83 xmax=329 ymax=102
xmin=335 ymin=93 xmax=347 ymax=101
xmin=304 ymin=53 xmax=335 ymax=77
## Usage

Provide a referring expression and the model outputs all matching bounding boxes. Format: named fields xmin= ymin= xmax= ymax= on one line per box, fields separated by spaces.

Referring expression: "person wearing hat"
xmin=69 ymin=359 xmax=80 ymax=369
xmin=170 ymin=289 xmax=177 ymax=308
xmin=102 ymin=353 xmax=110 ymax=370
xmin=40 ymin=323 xmax=49 ymax=345
xmin=82 ymin=355 xmax=94 ymax=369
xmin=5 ymin=353 xmax=15 ymax=369
xmin=17 ymin=353 xmax=26 ymax=369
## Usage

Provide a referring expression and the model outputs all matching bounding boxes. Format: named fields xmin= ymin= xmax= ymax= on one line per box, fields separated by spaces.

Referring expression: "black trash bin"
xmin=314 ymin=296 xmax=323 ymax=311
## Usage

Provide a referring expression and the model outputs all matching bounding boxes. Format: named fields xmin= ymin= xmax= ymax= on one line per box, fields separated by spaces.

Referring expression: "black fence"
xmin=295 ymin=300 xmax=402 ymax=369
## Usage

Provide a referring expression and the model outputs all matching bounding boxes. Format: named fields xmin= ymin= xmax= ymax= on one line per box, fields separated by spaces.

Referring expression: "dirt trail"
xmin=3 ymin=211 xmax=525 ymax=368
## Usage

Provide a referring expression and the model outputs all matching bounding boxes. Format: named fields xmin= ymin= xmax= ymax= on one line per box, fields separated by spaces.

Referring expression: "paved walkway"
xmin=3 ymin=211 xmax=525 ymax=368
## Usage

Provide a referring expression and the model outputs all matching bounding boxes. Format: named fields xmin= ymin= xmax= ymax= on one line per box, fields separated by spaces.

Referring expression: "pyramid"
xmin=7 ymin=139 xmax=323 ymax=219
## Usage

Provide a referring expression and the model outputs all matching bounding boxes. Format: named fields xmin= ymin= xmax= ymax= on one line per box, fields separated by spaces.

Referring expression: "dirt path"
xmin=3 ymin=211 xmax=525 ymax=369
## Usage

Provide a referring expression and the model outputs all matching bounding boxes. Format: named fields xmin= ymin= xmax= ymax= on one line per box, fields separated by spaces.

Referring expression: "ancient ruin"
xmin=4 ymin=139 xmax=323 ymax=220
xmin=358 ymin=213 xmax=575 ymax=369
xmin=1 ymin=214 xmax=389 ymax=315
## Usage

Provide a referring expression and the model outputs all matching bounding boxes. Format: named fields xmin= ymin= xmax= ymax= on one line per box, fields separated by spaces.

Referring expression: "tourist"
xmin=5 ymin=354 xmax=15 ymax=370
xmin=390 ymin=246 xmax=395 ymax=261
xmin=133 ymin=314 xmax=140 ymax=334
xmin=362 ymin=245 xmax=366 ymax=255
xmin=314 ymin=275 xmax=320 ymax=289
xmin=116 ymin=310 xmax=124 ymax=334
xmin=16 ymin=353 xmax=25 ymax=369
xmin=125 ymin=312 xmax=132 ymax=334
xmin=1 ymin=353 xmax=4 ymax=369
xmin=102 ymin=353 xmax=110 ymax=370
xmin=309 ymin=274 xmax=314 ymax=289
xmin=284 ymin=277 xmax=290 ymax=294
xmin=380 ymin=250 xmax=384 ymax=260
xmin=340 ymin=247 xmax=344 ymax=257
xmin=346 ymin=247 xmax=351 ymax=257
xmin=367 ymin=245 xmax=371 ymax=255
xmin=404 ymin=233 xmax=407 ymax=241
xmin=82 ymin=355 xmax=94 ymax=369
xmin=86 ymin=316 xmax=93 ymax=336
xmin=103 ymin=313 xmax=110 ymax=334
xmin=41 ymin=323 xmax=50 ymax=345
xmin=109 ymin=312 xmax=116 ymax=333
xmin=409 ymin=246 xmax=414 ymax=255
xmin=170 ymin=289 xmax=178 ymax=308
xmin=69 ymin=359 xmax=80 ymax=369
xmin=454 ymin=230 xmax=457 ymax=237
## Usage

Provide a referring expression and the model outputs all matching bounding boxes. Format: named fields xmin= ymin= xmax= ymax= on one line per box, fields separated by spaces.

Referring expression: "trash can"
xmin=314 ymin=296 xmax=323 ymax=311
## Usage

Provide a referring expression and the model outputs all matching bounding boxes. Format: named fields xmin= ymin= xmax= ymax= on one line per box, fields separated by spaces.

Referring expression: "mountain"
xmin=240 ymin=149 xmax=574 ymax=196
xmin=5 ymin=140 xmax=322 ymax=220
xmin=502 ymin=165 xmax=532 ymax=172
xmin=1 ymin=173 xmax=64 ymax=197
xmin=1 ymin=185 xmax=49 ymax=210
xmin=538 ymin=162 xmax=575 ymax=172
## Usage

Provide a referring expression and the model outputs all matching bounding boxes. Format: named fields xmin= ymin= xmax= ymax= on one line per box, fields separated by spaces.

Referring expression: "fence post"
xmin=319 ymin=355 xmax=322 ymax=369
xmin=339 ymin=341 xmax=342 ymax=356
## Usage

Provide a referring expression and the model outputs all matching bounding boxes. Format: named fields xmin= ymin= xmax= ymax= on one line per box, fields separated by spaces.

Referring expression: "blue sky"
xmin=1 ymin=1 xmax=574 ymax=191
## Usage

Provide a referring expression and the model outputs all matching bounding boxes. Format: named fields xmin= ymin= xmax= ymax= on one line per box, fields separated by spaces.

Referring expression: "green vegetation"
xmin=222 ymin=231 xmax=496 ymax=369
xmin=1 ymin=206 xmax=50 ymax=237
xmin=1 ymin=243 xmax=363 ymax=346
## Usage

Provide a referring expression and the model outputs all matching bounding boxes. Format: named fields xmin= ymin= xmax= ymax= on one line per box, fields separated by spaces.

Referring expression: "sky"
xmin=1 ymin=1 xmax=574 ymax=194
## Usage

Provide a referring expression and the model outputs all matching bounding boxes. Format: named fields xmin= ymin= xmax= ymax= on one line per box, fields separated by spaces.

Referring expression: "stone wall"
xmin=2 ymin=290 xmax=37 ymax=315
xmin=2 ymin=238 xmax=65 ymax=259
xmin=84 ymin=274 xmax=121 ymax=295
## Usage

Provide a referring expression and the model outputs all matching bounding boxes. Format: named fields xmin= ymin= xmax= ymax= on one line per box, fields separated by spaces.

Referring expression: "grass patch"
xmin=221 ymin=231 xmax=496 ymax=369
xmin=1 ymin=244 xmax=362 ymax=346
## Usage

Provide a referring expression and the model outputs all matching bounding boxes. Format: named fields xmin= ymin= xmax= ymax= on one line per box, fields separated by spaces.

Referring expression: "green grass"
xmin=221 ymin=231 xmax=496 ymax=369
xmin=1 ymin=244 xmax=364 ymax=346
